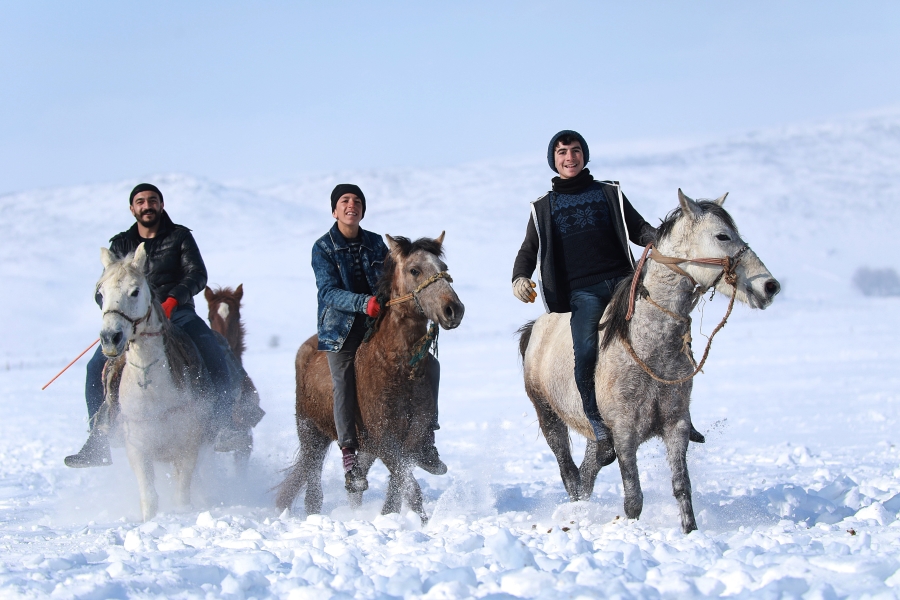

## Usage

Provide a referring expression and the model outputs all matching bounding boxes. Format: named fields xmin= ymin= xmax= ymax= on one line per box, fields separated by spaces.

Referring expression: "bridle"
xmin=102 ymin=304 xmax=163 ymax=338
xmin=621 ymin=242 xmax=748 ymax=385
xmin=385 ymin=271 xmax=453 ymax=314
xmin=382 ymin=270 xmax=454 ymax=376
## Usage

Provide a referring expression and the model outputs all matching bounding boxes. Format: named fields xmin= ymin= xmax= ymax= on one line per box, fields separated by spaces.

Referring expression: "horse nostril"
xmin=112 ymin=331 xmax=123 ymax=346
xmin=444 ymin=305 xmax=454 ymax=320
xmin=764 ymin=279 xmax=780 ymax=297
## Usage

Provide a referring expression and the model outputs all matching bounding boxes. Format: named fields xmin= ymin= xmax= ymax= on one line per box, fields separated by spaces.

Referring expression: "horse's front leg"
xmin=578 ymin=438 xmax=616 ymax=499
xmin=125 ymin=442 xmax=158 ymax=521
xmin=664 ymin=419 xmax=697 ymax=533
xmin=614 ymin=431 xmax=643 ymax=520
xmin=173 ymin=447 xmax=200 ymax=510
xmin=401 ymin=464 xmax=427 ymax=524
xmin=349 ymin=451 xmax=377 ymax=509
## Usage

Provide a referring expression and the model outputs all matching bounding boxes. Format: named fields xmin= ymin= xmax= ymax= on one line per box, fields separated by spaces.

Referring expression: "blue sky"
xmin=1 ymin=1 xmax=898 ymax=193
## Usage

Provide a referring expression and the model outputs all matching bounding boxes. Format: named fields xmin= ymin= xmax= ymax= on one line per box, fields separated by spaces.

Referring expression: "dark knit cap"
xmin=129 ymin=183 xmax=164 ymax=205
xmin=547 ymin=130 xmax=590 ymax=173
xmin=330 ymin=184 xmax=366 ymax=216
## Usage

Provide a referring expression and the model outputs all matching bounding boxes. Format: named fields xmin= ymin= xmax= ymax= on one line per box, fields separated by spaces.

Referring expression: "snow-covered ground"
xmin=2 ymin=111 xmax=900 ymax=598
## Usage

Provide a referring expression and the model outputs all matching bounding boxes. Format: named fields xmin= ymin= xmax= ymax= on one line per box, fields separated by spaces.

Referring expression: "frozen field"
xmin=2 ymin=111 xmax=900 ymax=598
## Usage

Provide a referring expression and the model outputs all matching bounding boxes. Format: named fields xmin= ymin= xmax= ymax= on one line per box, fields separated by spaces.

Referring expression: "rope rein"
xmin=622 ymin=243 xmax=745 ymax=385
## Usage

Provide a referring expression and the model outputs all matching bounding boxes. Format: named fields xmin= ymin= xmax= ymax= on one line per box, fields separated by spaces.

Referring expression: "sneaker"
xmin=214 ymin=427 xmax=251 ymax=453
xmin=416 ymin=445 xmax=448 ymax=475
xmin=64 ymin=429 xmax=112 ymax=468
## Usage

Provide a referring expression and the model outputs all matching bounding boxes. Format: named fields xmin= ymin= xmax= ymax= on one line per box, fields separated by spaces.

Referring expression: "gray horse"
xmin=519 ymin=190 xmax=780 ymax=533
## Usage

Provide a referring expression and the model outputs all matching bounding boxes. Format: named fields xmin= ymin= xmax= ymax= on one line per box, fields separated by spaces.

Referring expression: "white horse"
xmin=96 ymin=243 xmax=215 ymax=521
xmin=519 ymin=190 xmax=780 ymax=533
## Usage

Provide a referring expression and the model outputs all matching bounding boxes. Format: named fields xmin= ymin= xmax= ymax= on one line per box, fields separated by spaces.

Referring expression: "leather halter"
xmin=625 ymin=243 xmax=747 ymax=321
xmin=102 ymin=304 xmax=162 ymax=337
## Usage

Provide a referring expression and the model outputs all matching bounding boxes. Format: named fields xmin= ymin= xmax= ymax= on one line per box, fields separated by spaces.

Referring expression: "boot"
xmin=64 ymin=428 xmax=112 ymax=468
xmin=342 ymin=447 xmax=368 ymax=493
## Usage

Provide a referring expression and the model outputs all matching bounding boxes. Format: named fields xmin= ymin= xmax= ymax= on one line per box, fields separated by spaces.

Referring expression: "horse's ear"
xmin=712 ymin=192 xmax=728 ymax=206
xmin=435 ymin=231 xmax=445 ymax=246
xmin=204 ymin=286 xmax=214 ymax=302
xmin=678 ymin=188 xmax=702 ymax=218
xmin=101 ymin=247 xmax=115 ymax=269
xmin=235 ymin=284 xmax=243 ymax=301
xmin=385 ymin=234 xmax=401 ymax=255
xmin=132 ymin=243 xmax=148 ymax=271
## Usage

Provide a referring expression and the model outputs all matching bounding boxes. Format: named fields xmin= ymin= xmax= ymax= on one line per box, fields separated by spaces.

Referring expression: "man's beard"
xmin=137 ymin=210 xmax=161 ymax=228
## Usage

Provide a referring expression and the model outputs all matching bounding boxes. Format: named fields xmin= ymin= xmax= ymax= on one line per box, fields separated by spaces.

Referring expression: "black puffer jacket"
xmin=104 ymin=211 xmax=208 ymax=309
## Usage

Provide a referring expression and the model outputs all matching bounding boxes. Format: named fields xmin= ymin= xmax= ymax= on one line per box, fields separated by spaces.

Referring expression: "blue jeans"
xmin=570 ymin=277 xmax=625 ymax=440
xmin=85 ymin=306 xmax=236 ymax=427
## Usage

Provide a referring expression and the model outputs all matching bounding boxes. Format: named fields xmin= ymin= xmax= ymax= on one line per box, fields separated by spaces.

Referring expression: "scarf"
xmin=551 ymin=168 xmax=595 ymax=194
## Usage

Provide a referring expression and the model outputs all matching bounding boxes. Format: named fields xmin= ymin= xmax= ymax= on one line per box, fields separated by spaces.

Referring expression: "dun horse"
xmin=96 ymin=244 xmax=216 ymax=521
xmin=519 ymin=191 xmax=780 ymax=533
xmin=204 ymin=284 xmax=265 ymax=469
xmin=276 ymin=233 xmax=464 ymax=522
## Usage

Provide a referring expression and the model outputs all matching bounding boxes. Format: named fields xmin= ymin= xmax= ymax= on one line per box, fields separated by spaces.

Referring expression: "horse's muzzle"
xmin=100 ymin=328 xmax=126 ymax=357
xmin=748 ymin=277 xmax=781 ymax=309
xmin=439 ymin=299 xmax=465 ymax=330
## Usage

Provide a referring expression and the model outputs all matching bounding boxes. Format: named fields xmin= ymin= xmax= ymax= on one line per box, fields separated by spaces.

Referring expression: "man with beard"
xmin=65 ymin=183 xmax=242 ymax=467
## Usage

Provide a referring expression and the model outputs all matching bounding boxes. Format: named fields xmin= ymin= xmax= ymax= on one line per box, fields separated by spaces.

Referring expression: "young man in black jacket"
xmin=65 ymin=183 xmax=241 ymax=467
xmin=512 ymin=131 xmax=657 ymax=446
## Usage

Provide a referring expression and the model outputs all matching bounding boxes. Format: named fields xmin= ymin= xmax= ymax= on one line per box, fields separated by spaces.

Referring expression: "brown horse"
xmin=204 ymin=284 xmax=265 ymax=470
xmin=276 ymin=233 xmax=464 ymax=522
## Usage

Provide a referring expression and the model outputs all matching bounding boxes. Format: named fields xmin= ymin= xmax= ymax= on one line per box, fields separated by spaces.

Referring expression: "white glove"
xmin=513 ymin=277 xmax=537 ymax=303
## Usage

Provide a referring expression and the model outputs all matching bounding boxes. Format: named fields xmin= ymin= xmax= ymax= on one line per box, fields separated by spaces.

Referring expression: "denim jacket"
xmin=312 ymin=223 xmax=389 ymax=352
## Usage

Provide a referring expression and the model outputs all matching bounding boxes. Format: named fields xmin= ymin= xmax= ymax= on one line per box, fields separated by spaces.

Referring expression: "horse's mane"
xmin=365 ymin=236 xmax=444 ymax=339
xmin=600 ymin=201 xmax=737 ymax=350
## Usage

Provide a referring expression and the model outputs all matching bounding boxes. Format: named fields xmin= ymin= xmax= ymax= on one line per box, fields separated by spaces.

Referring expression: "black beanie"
xmin=129 ymin=183 xmax=164 ymax=205
xmin=330 ymin=184 xmax=366 ymax=217
xmin=547 ymin=130 xmax=590 ymax=173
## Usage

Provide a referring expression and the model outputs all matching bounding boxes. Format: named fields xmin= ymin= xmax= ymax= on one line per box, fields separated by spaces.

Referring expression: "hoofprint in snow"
xmin=3 ymin=111 xmax=900 ymax=597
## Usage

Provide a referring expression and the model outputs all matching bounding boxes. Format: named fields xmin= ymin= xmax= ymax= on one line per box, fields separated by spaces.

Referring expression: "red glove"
xmin=161 ymin=297 xmax=179 ymax=319
xmin=365 ymin=296 xmax=381 ymax=318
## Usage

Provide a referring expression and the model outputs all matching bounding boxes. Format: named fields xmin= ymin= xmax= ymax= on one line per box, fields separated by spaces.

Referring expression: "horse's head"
xmin=96 ymin=243 xmax=159 ymax=357
xmin=204 ymin=284 xmax=243 ymax=331
xmin=383 ymin=232 xmax=465 ymax=329
xmin=656 ymin=190 xmax=780 ymax=309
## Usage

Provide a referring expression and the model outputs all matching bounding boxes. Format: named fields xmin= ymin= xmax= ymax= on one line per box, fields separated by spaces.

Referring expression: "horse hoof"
xmin=345 ymin=472 xmax=369 ymax=494
xmin=597 ymin=442 xmax=617 ymax=467
xmin=689 ymin=426 xmax=706 ymax=444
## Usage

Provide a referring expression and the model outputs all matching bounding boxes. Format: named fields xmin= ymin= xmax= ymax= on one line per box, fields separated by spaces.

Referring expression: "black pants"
xmin=327 ymin=319 xmax=440 ymax=449
xmin=569 ymin=277 xmax=625 ymax=440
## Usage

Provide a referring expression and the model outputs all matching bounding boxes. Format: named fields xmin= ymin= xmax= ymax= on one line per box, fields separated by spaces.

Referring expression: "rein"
xmin=622 ymin=242 xmax=745 ymax=385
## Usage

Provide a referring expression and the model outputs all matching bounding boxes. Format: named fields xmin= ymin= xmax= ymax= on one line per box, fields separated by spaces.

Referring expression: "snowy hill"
xmin=2 ymin=111 xmax=900 ymax=597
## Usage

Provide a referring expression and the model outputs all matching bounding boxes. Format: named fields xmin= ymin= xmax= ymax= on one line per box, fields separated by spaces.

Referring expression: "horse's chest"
xmin=119 ymin=361 xmax=184 ymax=419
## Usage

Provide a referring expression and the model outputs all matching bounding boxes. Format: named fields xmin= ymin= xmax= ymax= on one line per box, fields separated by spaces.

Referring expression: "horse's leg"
xmin=380 ymin=455 xmax=405 ymax=516
xmin=125 ymin=443 xmax=158 ymax=521
xmin=615 ymin=431 xmax=643 ymax=520
xmin=348 ymin=451 xmax=377 ymax=509
xmin=173 ymin=447 xmax=199 ymax=509
xmin=527 ymin=389 xmax=581 ymax=501
xmin=275 ymin=419 xmax=330 ymax=515
xmin=664 ymin=419 xmax=697 ymax=533
xmin=401 ymin=466 xmax=428 ymax=524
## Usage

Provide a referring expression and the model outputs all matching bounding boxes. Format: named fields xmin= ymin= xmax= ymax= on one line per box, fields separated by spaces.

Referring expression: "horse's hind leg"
xmin=664 ymin=419 xmax=697 ymax=533
xmin=615 ymin=432 xmax=643 ymax=520
xmin=126 ymin=444 xmax=158 ymax=521
xmin=275 ymin=419 xmax=330 ymax=515
xmin=401 ymin=465 xmax=427 ymax=524
xmin=348 ymin=451 xmax=377 ymax=509
xmin=579 ymin=438 xmax=616 ymax=499
xmin=527 ymin=388 xmax=581 ymax=501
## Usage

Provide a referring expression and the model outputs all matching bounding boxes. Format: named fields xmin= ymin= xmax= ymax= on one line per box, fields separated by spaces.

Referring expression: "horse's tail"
xmin=517 ymin=320 xmax=536 ymax=363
